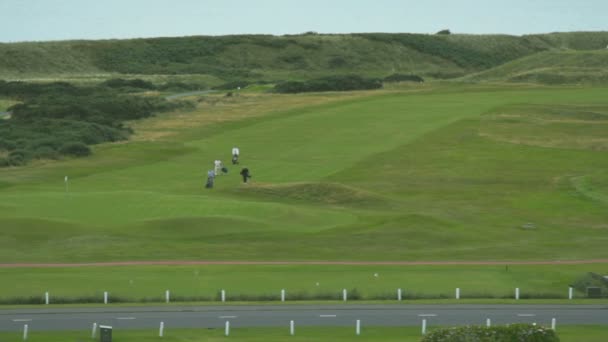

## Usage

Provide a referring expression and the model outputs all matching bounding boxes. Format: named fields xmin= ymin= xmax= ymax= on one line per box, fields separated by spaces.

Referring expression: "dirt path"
xmin=1 ymin=259 xmax=607 ymax=268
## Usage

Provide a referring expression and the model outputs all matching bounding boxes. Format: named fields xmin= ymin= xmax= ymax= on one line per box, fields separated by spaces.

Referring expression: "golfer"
xmin=214 ymin=160 xmax=223 ymax=175
xmin=231 ymin=146 xmax=240 ymax=164
xmin=206 ymin=169 xmax=215 ymax=189
xmin=240 ymin=167 xmax=251 ymax=183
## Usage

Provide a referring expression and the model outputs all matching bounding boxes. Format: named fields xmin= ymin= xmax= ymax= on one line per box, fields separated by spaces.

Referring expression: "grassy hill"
xmin=467 ymin=50 xmax=608 ymax=84
xmin=2 ymin=32 xmax=608 ymax=83
xmin=1 ymin=85 xmax=607 ymax=263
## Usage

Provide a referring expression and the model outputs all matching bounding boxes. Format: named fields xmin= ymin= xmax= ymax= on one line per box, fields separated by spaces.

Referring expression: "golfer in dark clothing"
xmin=240 ymin=168 xmax=251 ymax=183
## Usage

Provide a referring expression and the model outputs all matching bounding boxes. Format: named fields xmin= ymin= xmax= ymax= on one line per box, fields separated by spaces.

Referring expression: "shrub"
xmin=328 ymin=56 xmax=348 ymax=68
xmin=437 ymin=29 xmax=451 ymax=35
xmin=384 ymin=74 xmax=425 ymax=83
xmin=59 ymin=142 xmax=91 ymax=157
xmin=32 ymin=146 xmax=58 ymax=160
xmin=421 ymin=324 xmax=559 ymax=342
xmin=274 ymin=75 xmax=383 ymax=93
xmin=0 ymin=138 xmax=16 ymax=151
xmin=102 ymin=78 xmax=157 ymax=90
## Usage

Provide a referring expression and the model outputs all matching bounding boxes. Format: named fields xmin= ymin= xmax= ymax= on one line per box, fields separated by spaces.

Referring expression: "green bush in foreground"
xmin=421 ymin=324 xmax=559 ymax=342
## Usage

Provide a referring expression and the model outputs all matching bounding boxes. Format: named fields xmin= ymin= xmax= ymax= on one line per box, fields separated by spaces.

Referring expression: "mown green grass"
xmin=1 ymin=85 xmax=608 ymax=301
xmin=0 ymin=264 xmax=602 ymax=301
xmin=0 ymin=326 xmax=605 ymax=342
xmin=1 ymin=86 xmax=608 ymax=262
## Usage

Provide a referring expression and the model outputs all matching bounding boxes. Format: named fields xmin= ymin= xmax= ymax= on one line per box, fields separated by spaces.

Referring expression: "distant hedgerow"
xmin=274 ymin=75 xmax=382 ymax=93
xmin=383 ymin=74 xmax=424 ymax=83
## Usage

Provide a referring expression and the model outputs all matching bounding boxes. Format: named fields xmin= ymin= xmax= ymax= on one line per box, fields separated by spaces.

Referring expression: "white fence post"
xmin=515 ymin=288 xmax=520 ymax=300
xmin=290 ymin=320 xmax=295 ymax=336
xmin=397 ymin=288 xmax=402 ymax=301
xmin=421 ymin=319 xmax=427 ymax=335
xmin=281 ymin=289 xmax=286 ymax=302
xmin=23 ymin=324 xmax=28 ymax=340
xmin=455 ymin=288 xmax=460 ymax=300
xmin=91 ymin=322 xmax=97 ymax=338
xmin=159 ymin=321 xmax=164 ymax=337
xmin=104 ymin=291 xmax=108 ymax=304
xmin=45 ymin=291 xmax=49 ymax=305
xmin=221 ymin=289 xmax=226 ymax=302
xmin=342 ymin=289 xmax=347 ymax=301
xmin=486 ymin=318 xmax=491 ymax=327
xmin=225 ymin=321 xmax=230 ymax=336
xmin=356 ymin=319 xmax=361 ymax=335
xmin=568 ymin=287 xmax=573 ymax=300
xmin=165 ymin=290 xmax=170 ymax=303
xmin=551 ymin=318 xmax=556 ymax=330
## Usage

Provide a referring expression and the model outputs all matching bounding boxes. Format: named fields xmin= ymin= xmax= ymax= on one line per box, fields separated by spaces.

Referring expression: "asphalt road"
xmin=1 ymin=304 xmax=606 ymax=331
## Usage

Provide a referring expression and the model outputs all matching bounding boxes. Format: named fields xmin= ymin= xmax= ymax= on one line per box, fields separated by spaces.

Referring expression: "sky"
xmin=0 ymin=0 xmax=606 ymax=42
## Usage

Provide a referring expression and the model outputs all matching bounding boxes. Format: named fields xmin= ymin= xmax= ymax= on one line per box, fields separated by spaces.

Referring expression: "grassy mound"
xmin=468 ymin=50 xmax=608 ymax=84
xmin=237 ymin=182 xmax=387 ymax=207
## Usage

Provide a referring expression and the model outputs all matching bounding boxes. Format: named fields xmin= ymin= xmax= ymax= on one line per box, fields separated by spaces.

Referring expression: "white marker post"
xmin=159 ymin=321 xmax=164 ymax=337
xmin=221 ymin=289 xmax=226 ymax=302
xmin=421 ymin=319 xmax=427 ymax=335
xmin=515 ymin=288 xmax=520 ymax=300
xmin=551 ymin=318 xmax=556 ymax=330
xmin=455 ymin=288 xmax=460 ymax=300
xmin=225 ymin=321 xmax=230 ymax=336
xmin=165 ymin=290 xmax=170 ymax=303
xmin=486 ymin=318 xmax=491 ymax=327
xmin=397 ymin=288 xmax=402 ymax=301
xmin=290 ymin=320 xmax=295 ymax=336
xmin=281 ymin=289 xmax=286 ymax=302
xmin=45 ymin=291 xmax=49 ymax=305
xmin=568 ymin=287 xmax=573 ymax=300
xmin=342 ymin=289 xmax=347 ymax=302
xmin=23 ymin=324 xmax=28 ymax=340
xmin=91 ymin=322 xmax=97 ymax=338
xmin=64 ymin=176 xmax=69 ymax=195
xmin=356 ymin=319 xmax=361 ymax=335
xmin=104 ymin=291 xmax=108 ymax=304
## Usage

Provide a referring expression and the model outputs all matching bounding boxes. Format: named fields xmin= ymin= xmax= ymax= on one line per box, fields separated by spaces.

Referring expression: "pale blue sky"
xmin=0 ymin=0 xmax=606 ymax=42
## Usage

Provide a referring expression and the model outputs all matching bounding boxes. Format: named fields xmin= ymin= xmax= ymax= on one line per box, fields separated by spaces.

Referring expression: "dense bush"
xmin=59 ymin=142 xmax=91 ymax=157
xmin=0 ymin=81 xmax=186 ymax=167
xmin=274 ymin=75 xmax=382 ymax=93
xmin=421 ymin=324 xmax=559 ymax=342
xmin=102 ymin=78 xmax=156 ymax=90
xmin=384 ymin=74 xmax=424 ymax=83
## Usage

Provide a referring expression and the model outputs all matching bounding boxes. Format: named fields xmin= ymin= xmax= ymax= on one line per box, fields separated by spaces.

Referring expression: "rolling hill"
xmin=1 ymin=31 xmax=608 ymax=83
xmin=467 ymin=49 xmax=608 ymax=84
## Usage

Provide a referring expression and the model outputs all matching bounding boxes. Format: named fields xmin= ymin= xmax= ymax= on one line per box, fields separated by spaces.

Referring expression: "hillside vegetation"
xmin=468 ymin=50 xmax=608 ymax=84
xmin=1 ymin=32 xmax=608 ymax=83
